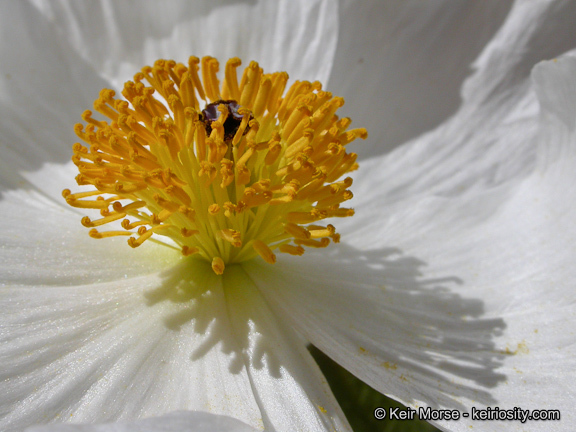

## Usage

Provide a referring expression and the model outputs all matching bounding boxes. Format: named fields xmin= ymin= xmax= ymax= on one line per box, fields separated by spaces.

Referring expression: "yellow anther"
xmin=295 ymin=238 xmax=331 ymax=248
xmin=252 ymin=76 xmax=271 ymax=118
xmin=151 ymin=209 xmax=173 ymax=224
xmin=128 ymin=232 xmax=152 ymax=248
xmin=181 ymin=228 xmax=199 ymax=238
xmin=286 ymin=211 xmax=321 ymax=224
xmin=187 ymin=56 xmax=206 ymax=101
xmin=199 ymin=161 xmax=217 ymax=186
xmin=316 ymin=189 xmax=353 ymax=208
xmin=308 ymin=224 xmax=336 ymax=239
xmin=62 ymin=189 xmax=100 ymax=200
xmin=66 ymin=198 xmax=110 ymax=209
xmin=223 ymin=57 xmax=242 ymax=101
xmin=128 ymin=224 xmax=171 ymax=248
xmin=284 ymin=223 xmax=311 ymax=240
xmin=252 ymin=179 xmax=271 ymax=192
xmin=236 ymin=164 xmax=251 ymax=185
xmin=179 ymin=206 xmax=196 ymax=221
xmin=212 ymin=256 xmax=225 ymax=275
xmin=252 ymin=240 xmax=276 ymax=264
xmin=116 ymin=200 xmax=147 ymax=212
xmin=81 ymin=212 xmax=126 ymax=227
xmin=182 ymin=245 xmax=199 ymax=256
xmin=201 ymin=56 xmax=221 ymax=102
xmin=240 ymin=61 xmax=262 ymax=107
xmin=339 ymin=128 xmax=368 ymax=145
xmin=179 ymin=73 xmax=199 ymax=110
xmin=232 ymin=110 xmax=252 ymax=146
xmin=82 ymin=110 xmax=105 ymax=128
xmin=122 ymin=219 xmax=147 ymax=230
xmin=326 ymin=208 xmax=355 ymax=218
xmin=278 ymin=244 xmax=305 ymax=256
xmin=153 ymin=194 xmax=179 ymax=212
xmin=166 ymin=185 xmax=192 ymax=206
xmin=239 ymin=188 xmax=271 ymax=208
xmin=285 ymin=130 xmax=314 ymax=159
xmin=269 ymin=194 xmax=294 ymax=205
xmin=219 ymin=229 xmax=242 ymax=248
xmin=208 ymin=204 xmax=220 ymax=215
xmin=89 ymin=228 xmax=132 ymax=239
xmin=265 ymin=142 xmax=282 ymax=165
xmin=236 ymin=147 xmax=255 ymax=168
xmin=220 ymin=159 xmax=235 ymax=188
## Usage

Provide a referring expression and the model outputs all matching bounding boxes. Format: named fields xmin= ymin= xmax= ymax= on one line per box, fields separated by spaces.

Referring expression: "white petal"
xmin=223 ymin=265 xmax=350 ymax=432
xmin=1 ymin=258 xmax=352 ymax=432
xmin=247 ymin=256 xmax=506 ymax=427
xmin=242 ymin=56 xmax=576 ymax=430
xmin=332 ymin=1 xmax=576 ymax=159
xmin=1 ymin=260 xmax=263 ymax=432
xmin=29 ymin=0 xmax=338 ymax=87
xmin=25 ymin=411 xmax=259 ymax=432
xmin=329 ymin=0 xmax=514 ymax=158
xmin=288 ymin=56 xmax=576 ymax=431
xmin=0 ymin=188 xmax=175 ymax=285
xmin=0 ymin=1 xmax=110 ymax=197
xmin=247 ymin=239 xmax=575 ymax=432
xmin=343 ymin=1 xmax=576 ymax=243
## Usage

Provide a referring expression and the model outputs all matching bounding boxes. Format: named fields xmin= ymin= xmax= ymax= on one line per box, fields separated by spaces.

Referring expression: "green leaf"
xmin=310 ymin=346 xmax=441 ymax=432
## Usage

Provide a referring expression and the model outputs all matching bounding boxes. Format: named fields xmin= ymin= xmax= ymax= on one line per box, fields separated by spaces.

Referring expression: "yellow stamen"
xmin=64 ymin=56 xmax=366 ymax=274
xmin=212 ymin=256 xmax=225 ymax=275
xmin=220 ymin=229 xmax=242 ymax=248
xmin=252 ymin=239 xmax=276 ymax=264
xmin=278 ymin=244 xmax=305 ymax=256
xmin=89 ymin=228 xmax=132 ymax=239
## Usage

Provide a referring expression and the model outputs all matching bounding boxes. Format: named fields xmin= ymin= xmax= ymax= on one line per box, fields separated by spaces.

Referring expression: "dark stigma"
xmin=200 ymin=100 xmax=253 ymax=142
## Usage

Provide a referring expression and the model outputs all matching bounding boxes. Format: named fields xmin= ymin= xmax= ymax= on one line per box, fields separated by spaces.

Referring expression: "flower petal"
xmin=329 ymin=0 xmax=514 ymax=158
xmin=29 ymin=0 xmax=338 ymax=87
xmin=247 ymin=234 xmax=574 ymax=431
xmin=344 ymin=1 xmax=576 ymax=243
xmin=263 ymin=54 xmax=576 ymax=432
xmin=332 ymin=0 xmax=576 ymax=160
xmin=247 ymin=256 xmax=508 ymax=430
xmin=0 ymin=1 xmax=110 ymax=197
xmin=223 ymin=265 xmax=351 ymax=432
xmin=243 ymin=51 xmax=576 ymax=428
xmin=1 ymin=260 xmax=264 ymax=431
xmin=0 ymin=188 xmax=176 ymax=285
xmin=25 ymin=411 xmax=260 ymax=432
xmin=1 ymin=258 xmax=353 ymax=432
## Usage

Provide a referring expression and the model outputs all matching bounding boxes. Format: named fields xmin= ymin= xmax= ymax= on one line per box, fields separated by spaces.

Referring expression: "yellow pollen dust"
xmin=63 ymin=56 xmax=367 ymax=274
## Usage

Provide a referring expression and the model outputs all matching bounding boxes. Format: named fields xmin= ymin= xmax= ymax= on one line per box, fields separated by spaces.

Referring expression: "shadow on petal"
xmin=144 ymin=257 xmax=317 ymax=382
xmin=143 ymin=238 xmax=509 ymax=412
xmin=144 ymin=256 xmax=353 ymax=431
xmin=243 ymin=243 xmax=509 ymax=410
xmin=143 ymin=258 xmax=247 ymax=374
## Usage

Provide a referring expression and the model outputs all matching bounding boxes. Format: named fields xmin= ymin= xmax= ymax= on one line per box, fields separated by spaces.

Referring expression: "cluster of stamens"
xmin=63 ymin=56 xmax=367 ymax=274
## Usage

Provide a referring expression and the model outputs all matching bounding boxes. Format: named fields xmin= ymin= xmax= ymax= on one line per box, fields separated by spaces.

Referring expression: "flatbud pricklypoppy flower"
xmin=2 ymin=1 xmax=576 ymax=432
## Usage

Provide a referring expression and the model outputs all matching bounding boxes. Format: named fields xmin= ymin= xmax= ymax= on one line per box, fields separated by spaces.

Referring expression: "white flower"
xmin=2 ymin=1 xmax=576 ymax=432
